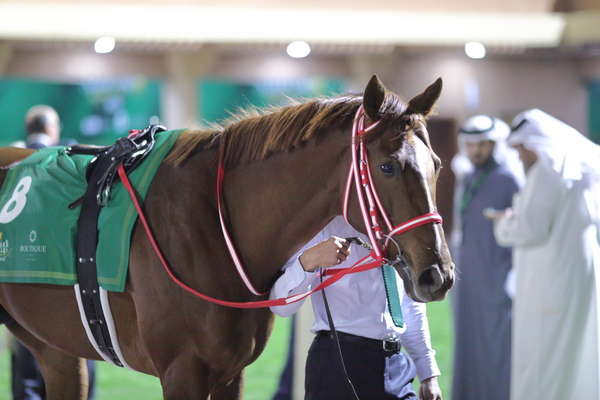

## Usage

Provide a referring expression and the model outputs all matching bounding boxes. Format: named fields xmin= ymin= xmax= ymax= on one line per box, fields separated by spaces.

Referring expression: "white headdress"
xmin=509 ymin=109 xmax=600 ymax=240
xmin=509 ymin=109 xmax=600 ymax=180
xmin=451 ymin=115 xmax=525 ymax=186
xmin=450 ymin=115 xmax=525 ymax=254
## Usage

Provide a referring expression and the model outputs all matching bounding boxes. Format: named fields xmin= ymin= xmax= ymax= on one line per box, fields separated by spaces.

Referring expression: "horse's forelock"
xmin=359 ymin=93 xmax=414 ymax=143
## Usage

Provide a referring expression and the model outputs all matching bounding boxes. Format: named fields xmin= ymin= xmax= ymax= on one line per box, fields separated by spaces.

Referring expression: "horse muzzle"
xmin=397 ymin=260 xmax=455 ymax=303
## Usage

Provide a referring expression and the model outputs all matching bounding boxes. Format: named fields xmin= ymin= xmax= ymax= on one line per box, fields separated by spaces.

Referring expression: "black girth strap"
xmin=67 ymin=124 xmax=165 ymax=366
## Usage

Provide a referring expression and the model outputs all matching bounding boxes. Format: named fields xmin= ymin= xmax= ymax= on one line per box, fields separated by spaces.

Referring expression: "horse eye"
xmin=380 ymin=163 xmax=395 ymax=175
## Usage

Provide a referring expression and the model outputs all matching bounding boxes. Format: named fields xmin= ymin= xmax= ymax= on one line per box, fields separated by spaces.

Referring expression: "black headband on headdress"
xmin=511 ymin=118 xmax=528 ymax=133
xmin=460 ymin=116 xmax=495 ymax=135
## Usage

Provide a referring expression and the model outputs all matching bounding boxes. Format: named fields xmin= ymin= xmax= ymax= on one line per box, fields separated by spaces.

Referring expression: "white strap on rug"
xmin=74 ymin=284 xmax=134 ymax=370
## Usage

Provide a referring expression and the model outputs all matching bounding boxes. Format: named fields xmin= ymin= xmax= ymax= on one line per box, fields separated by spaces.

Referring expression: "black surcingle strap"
xmin=69 ymin=124 xmax=164 ymax=366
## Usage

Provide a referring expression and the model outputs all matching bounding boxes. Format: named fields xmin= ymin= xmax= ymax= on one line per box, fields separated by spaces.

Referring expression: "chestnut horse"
xmin=0 ymin=75 xmax=453 ymax=399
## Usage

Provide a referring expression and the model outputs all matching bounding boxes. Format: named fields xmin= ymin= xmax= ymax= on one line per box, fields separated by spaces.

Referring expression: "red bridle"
xmin=118 ymin=106 xmax=442 ymax=308
xmin=342 ymin=105 xmax=442 ymax=267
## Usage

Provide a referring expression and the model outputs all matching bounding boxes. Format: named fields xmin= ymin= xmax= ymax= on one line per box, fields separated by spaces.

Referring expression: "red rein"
xmin=117 ymin=107 xmax=441 ymax=308
xmin=118 ymin=164 xmax=381 ymax=308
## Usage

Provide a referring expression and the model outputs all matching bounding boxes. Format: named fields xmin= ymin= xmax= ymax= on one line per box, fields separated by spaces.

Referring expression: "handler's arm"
xmin=401 ymin=293 xmax=442 ymax=400
xmin=494 ymin=162 xmax=564 ymax=247
xmin=269 ymin=236 xmax=350 ymax=317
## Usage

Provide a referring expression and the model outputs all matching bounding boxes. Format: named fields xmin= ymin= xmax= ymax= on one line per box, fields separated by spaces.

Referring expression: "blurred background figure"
xmin=10 ymin=104 xmax=95 ymax=400
xmin=11 ymin=105 xmax=60 ymax=149
xmin=23 ymin=105 xmax=60 ymax=149
xmin=449 ymin=115 xmax=522 ymax=400
xmin=492 ymin=109 xmax=600 ymax=400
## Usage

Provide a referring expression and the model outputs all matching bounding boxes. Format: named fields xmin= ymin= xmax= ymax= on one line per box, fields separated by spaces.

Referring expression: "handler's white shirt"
xmin=270 ymin=216 xmax=440 ymax=381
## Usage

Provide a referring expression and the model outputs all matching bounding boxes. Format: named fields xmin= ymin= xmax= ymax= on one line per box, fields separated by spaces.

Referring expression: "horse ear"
xmin=363 ymin=74 xmax=386 ymax=120
xmin=407 ymin=78 xmax=443 ymax=117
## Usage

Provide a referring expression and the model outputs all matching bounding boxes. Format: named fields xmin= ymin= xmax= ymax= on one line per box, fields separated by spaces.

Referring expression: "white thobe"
xmin=494 ymin=160 xmax=600 ymax=400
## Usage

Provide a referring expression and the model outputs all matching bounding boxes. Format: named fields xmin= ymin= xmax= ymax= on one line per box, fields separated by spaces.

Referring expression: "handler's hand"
xmin=419 ymin=376 xmax=442 ymax=400
xmin=483 ymin=207 xmax=513 ymax=222
xmin=299 ymin=236 xmax=351 ymax=272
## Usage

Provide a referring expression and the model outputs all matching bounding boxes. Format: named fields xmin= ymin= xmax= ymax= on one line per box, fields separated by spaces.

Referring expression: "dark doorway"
xmin=427 ymin=118 xmax=458 ymax=235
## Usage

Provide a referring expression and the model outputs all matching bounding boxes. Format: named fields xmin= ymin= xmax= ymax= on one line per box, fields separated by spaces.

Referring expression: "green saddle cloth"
xmin=0 ymin=129 xmax=182 ymax=292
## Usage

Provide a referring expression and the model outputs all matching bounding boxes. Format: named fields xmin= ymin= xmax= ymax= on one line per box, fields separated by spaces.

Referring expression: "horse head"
xmin=345 ymin=75 xmax=454 ymax=302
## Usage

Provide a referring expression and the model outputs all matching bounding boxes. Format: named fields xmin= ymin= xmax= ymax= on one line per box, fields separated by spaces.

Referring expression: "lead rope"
xmin=320 ymin=273 xmax=361 ymax=400
xmin=318 ymin=237 xmax=375 ymax=400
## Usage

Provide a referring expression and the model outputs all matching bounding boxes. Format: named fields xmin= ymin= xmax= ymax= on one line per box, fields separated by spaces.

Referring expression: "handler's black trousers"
xmin=306 ymin=331 xmax=417 ymax=400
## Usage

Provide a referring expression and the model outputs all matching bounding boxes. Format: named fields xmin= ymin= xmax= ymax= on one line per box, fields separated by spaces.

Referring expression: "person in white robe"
xmin=491 ymin=109 xmax=600 ymax=400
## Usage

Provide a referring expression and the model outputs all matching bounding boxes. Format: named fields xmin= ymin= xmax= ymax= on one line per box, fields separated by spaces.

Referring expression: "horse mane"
xmin=165 ymin=91 xmax=411 ymax=169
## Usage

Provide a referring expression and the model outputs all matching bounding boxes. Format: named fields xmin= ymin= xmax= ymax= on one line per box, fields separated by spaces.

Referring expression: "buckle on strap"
xmin=66 ymin=124 xmax=164 ymax=208
xmin=383 ymin=338 xmax=400 ymax=352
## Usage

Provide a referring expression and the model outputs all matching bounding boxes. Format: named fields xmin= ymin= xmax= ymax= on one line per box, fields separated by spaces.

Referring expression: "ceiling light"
xmin=94 ymin=37 xmax=116 ymax=54
xmin=465 ymin=42 xmax=486 ymax=59
xmin=286 ymin=41 xmax=311 ymax=58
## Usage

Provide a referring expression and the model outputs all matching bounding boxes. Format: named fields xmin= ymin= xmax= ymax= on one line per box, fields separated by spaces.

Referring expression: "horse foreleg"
xmin=159 ymin=358 xmax=212 ymax=399
xmin=8 ymin=323 xmax=90 ymax=400
xmin=210 ymin=369 xmax=245 ymax=400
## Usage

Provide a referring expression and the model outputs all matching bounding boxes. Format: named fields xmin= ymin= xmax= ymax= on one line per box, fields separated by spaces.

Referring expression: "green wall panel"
xmin=0 ymin=77 xmax=161 ymax=147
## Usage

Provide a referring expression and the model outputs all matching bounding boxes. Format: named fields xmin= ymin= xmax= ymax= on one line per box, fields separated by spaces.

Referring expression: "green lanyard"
xmin=460 ymin=160 xmax=498 ymax=215
xmin=382 ymin=264 xmax=404 ymax=328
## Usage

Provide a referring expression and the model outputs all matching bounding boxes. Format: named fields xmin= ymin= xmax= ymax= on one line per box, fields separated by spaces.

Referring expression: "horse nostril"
xmin=418 ymin=265 xmax=443 ymax=292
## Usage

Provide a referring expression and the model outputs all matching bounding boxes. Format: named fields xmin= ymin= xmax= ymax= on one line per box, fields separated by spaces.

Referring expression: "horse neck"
xmin=223 ymin=131 xmax=350 ymax=290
